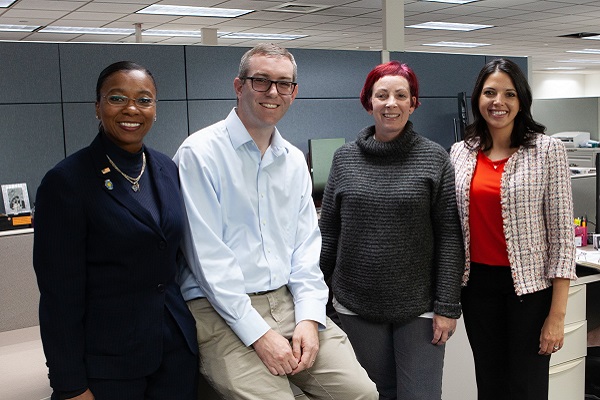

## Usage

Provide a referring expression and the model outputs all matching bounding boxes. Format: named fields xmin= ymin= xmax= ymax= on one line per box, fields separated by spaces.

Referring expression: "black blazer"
xmin=33 ymin=133 xmax=198 ymax=392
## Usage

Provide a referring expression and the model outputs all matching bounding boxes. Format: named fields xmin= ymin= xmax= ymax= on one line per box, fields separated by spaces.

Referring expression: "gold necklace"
xmin=106 ymin=152 xmax=146 ymax=192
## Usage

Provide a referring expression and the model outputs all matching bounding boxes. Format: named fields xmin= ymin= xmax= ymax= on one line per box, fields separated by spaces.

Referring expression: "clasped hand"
xmin=252 ymin=320 xmax=319 ymax=376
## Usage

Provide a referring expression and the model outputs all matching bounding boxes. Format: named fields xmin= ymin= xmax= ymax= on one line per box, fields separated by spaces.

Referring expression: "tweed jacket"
xmin=450 ymin=134 xmax=576 ymax=295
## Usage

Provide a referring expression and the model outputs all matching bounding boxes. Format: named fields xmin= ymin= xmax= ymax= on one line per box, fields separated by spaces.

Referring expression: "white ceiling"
xmin=2 ymin=0 xmax=600 ymax=73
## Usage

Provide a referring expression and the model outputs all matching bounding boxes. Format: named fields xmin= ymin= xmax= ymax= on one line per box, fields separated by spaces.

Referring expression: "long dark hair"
xmin=464 ymin=58 xmax=545 ymax=150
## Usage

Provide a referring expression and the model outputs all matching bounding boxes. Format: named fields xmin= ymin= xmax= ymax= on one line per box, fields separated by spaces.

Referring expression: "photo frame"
xmin=2 ymin=183 xmax=31 ymax=215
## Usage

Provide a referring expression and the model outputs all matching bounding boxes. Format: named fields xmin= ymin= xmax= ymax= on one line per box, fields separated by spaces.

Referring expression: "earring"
xmin=154 ymin=116 xmax=157 ymax=122
xmin=96 ymin=115 xmax=100 ymax=120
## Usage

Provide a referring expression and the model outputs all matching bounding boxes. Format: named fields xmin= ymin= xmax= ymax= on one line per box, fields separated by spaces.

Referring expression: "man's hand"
xmin=290 ymin=320 xmax=319 ymax=375
xmin=253 ymin=329 xmax=299 ymax=375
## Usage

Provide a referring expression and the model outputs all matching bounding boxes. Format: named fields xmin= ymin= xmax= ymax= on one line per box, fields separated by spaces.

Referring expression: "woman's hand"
xmin=539 ymin=312 xmax=565 ymax=355
xmin=432 ymin=314 xmax=457 ymax=345
xmin=70 ymin=389 xmax=94 ymax=399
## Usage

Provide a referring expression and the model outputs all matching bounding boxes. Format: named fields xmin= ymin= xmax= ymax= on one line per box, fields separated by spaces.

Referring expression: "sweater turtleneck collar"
xmin=100 ymin=130 xmax=145 ymax=176
xmin=356 ymin=120 xmax=418 ymax=157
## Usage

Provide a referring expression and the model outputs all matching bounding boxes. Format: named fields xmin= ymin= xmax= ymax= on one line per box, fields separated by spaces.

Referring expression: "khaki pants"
xmin=188 ymin=286 xmax=378 ymax=400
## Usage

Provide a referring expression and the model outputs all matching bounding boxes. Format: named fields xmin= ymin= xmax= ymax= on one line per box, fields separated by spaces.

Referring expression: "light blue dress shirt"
xmin=174 ymin=108 xmax=328 ymax=346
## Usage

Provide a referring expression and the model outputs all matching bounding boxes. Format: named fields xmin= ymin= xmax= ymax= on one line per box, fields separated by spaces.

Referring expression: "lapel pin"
xmin=104 ymin=179 xmax=114 ymax=190
xmin=101 ymin=167 xmax=111 ymax=175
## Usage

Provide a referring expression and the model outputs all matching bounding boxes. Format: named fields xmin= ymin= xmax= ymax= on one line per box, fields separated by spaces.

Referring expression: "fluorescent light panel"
xmin=137 ymin=5 xmax=253 ymax=18
xmin=220 ymin=32 xmax=307 ymax=40
xmin=40 ymin=26 xmax=134 ymax=35
xmin=423 ymin=41 xmax=489 ymax=48
xmin=0 ymin=24 xmax=39 ymax=32
xmin=558 ymin=59 xmax=600 ymax=64
xmin=582 ymin=35 xmax=600 ymax=40
xmin=143 ymin=29 xmax=202 ymax=37
xmin=34 ymin=26 xmax=305 ymax=41
xmin=544 ymin=67 xmax=582 ymax=70
xmin=0 ymin=0 xmax=17 ymax=7
xmin=567 ymin=49 xmax=600 ymax=55
xmin=420 ymin=0 xmax=479 ymax=4
xmin=407 ymin=21 xmax=492 ymax=31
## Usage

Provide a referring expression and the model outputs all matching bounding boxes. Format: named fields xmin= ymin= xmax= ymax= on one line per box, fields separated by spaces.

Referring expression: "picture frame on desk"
xmin=1 ymin=183 xmax=30 ymax=216
xmin=594 ymin=234 xmax=600 ymax=250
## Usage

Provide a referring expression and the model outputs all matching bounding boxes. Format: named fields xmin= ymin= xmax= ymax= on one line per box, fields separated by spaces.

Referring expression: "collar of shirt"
xmin=226 ymin=108 xmax=288 ymax=158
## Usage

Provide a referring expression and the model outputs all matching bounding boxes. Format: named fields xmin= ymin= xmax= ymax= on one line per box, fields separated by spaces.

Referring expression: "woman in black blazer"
xmin=33 ymin=61 xmax=198 ymax=400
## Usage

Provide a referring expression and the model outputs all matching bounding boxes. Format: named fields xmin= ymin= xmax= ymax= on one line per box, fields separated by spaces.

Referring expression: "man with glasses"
xmin=174 ymin=43 xmax=377 ymax=400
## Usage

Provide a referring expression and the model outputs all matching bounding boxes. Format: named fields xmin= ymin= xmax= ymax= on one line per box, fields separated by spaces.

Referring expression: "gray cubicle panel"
xmin=0 ymin=42 xmax=61 ymax=104
xmin=184 ymin=46 xmax=380 ymax=101
xmin=277 ymin=99 xmax=373 ymax=153
xmin=0 ymin=104 xmax=64 ymax=213
xmin=289 ymin=49 xmax=380 ymax=99
xmin=187 ymin=99 xmax=237 ymax=135
xmin=58 ymin=43 xmax=187 ymax=102
xmin=390 ymin=52 xmax=485 ymax=98
xmin=185 ymin=46 xmax=249 ymax=100
xmin=63 ymin=101 xmax=189 ymax=158
xmin=187 ymin=99 xmax=371 ymax=154
xmin=532 ymin=98 xmax=598 ymax=135
xmin=410 ymin=97 xmax=462 ymax=151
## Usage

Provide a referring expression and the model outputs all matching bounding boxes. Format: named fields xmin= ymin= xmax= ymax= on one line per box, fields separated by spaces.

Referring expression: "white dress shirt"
xmin=174 ymin=108 xmax=328 ymax=346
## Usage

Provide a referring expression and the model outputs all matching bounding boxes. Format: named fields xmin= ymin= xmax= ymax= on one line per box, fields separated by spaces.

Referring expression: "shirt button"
xmin=157 ymin=284 xmax=165 ymax=293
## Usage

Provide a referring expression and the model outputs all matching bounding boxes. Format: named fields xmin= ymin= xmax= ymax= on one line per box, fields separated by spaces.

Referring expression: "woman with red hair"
xmin=319 ymin=61 xmax=464 ymax=399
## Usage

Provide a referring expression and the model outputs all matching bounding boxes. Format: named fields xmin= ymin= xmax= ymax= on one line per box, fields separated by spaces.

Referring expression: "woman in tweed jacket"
xmin=450 ymin=58 xmax=577 ymax=400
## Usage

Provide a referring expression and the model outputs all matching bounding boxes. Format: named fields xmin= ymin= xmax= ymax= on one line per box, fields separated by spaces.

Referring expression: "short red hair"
xmin=360 ymin=61 xmax=421 ymax=112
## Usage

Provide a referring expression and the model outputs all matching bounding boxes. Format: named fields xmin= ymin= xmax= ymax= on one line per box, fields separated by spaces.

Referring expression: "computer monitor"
xmin=572 ymin=171 xmax=596 ymax=229
xmin=588 ymin=153 xmax=600 ymax=233
xmin=308 ymin=138 xmax=345 ymax=202
xmin=456 ymin=92 xmax=470 ymax=141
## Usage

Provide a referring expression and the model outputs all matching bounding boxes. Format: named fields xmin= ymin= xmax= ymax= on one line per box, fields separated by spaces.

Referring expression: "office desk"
xmin=441 ymin=255 xmax=600 ymax=400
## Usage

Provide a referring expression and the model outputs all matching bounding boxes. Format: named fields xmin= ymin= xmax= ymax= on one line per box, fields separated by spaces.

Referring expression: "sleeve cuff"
xmin=230 ymin=307 xmax=271 ymax=347
xmin=294 ymin=297 xmax=327 ymax=330
xmin=433 ymin=300 xmax=462 ymax=319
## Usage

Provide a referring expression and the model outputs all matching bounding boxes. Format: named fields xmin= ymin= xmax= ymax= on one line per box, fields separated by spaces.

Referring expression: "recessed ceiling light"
xmin=219 ymin=32 xmax=307 ymax=40
xmin=40 ymin=26 xmax=134 ymax=35
xmin=265 ymin=3 xmax=332 ymax=13
xmin=420 ymin=0 xmax=479 ymax=4
xmin=544 ymin=67 xmax=582 ymax=70
xmin=407 ymin=22 xmax=492 ymax=31
xmin=567 ymin=49 xmax=600 ymax=55
xmin=0 ymin=0 xmax=17 ymax=7
xmin=557 ymin=59 xmax=600 ymax=64
xmin=0 ymin=24 xmax=39 ymax=32
xmin=137 ymin=5 xmax=253 ymax=18
xmin=143 ymin=29 xmax=202 ymax=37
xmin=423 ymin=41 xmax=490 ymax=48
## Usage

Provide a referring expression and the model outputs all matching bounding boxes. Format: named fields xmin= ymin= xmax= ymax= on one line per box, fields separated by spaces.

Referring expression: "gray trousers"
xmin=188 ymin=286 xmax=378 ymax=400
xmin=338 ymin=314 xmax=445 ymax=400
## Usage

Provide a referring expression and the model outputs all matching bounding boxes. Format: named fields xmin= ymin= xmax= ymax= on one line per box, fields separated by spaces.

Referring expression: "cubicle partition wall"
xmin=0 ymin=40 xmax=525 ymax=216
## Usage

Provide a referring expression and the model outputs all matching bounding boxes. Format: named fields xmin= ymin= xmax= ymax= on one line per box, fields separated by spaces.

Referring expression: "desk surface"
xmin=0 ymin=227 xmax=33 ymax=237
xmin=576 ymin=246 xmax=600 ymax=285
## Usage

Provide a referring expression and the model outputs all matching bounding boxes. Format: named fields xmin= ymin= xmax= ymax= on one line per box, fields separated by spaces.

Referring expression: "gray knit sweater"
xmin=319 ymin=122 xmax=464 ymax=323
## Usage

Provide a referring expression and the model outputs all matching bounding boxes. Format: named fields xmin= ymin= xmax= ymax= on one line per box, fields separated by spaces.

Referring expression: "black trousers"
xmin=462 ymin=262 xmax=552 ymax=400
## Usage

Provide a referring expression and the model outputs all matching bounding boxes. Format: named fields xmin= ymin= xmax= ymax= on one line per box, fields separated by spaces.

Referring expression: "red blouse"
xmin=469 ymin=150 xmax=510 ymax=266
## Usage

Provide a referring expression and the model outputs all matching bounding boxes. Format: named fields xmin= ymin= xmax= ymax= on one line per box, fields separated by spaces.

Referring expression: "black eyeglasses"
xmin=242 ymin=77 xmax=297 ymax=95
xmin=103 ymin=95 xmax=156 ymax=108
